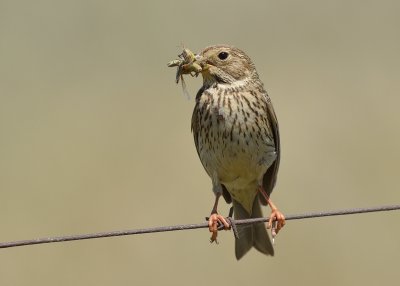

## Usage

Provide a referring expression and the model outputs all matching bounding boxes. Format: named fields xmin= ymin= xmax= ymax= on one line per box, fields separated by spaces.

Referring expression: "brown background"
xmin=1 ymin=1 xmax=399 ymax=285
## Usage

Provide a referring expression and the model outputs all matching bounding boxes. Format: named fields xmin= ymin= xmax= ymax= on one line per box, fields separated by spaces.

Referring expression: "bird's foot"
xmin=267 ymin=208 xmax=286 ymax=242
xmin=208 ymin=213 xmax=230 ymax=243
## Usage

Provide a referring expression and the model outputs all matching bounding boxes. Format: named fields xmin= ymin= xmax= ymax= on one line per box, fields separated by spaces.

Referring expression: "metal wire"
xmin=0 ymin=204 xmax=399 ymax=249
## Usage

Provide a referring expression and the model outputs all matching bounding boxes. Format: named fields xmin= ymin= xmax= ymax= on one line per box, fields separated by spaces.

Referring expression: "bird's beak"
xmin=194 ymin=54 xmax=209 ymax=70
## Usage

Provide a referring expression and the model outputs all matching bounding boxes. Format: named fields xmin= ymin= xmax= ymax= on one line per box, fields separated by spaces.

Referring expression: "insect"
xmin=167 ymin=48 xmax=202 ymax=99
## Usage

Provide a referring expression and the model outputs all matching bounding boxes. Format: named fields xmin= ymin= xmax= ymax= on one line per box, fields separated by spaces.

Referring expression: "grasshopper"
xmin=168 ymin=48 xmax=202 ymax=99
xmin=168 ymin=48 xmax=202 ymax=83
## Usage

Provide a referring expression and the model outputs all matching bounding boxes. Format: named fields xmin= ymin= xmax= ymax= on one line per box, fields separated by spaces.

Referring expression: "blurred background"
xmin=1 ymin=0 xmax=399 ymax=285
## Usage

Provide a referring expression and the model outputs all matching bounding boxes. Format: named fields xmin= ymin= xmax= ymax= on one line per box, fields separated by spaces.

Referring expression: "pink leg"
xmin=259 ymin=186 xmax=286 ymax=239
xmin=208 ymin=193 xmax=230 ymax=243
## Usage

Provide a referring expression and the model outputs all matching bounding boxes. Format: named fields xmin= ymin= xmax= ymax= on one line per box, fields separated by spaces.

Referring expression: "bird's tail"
xmin=233 ymin=198 xmax=274 ymax=260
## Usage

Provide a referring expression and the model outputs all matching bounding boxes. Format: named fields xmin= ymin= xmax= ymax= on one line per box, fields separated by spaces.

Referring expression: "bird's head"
xmin=195 ymin=45 xmax=258 ymax=86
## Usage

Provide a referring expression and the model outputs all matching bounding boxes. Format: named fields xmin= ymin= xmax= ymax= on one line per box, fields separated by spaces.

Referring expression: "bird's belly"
xmin=197 ymin=109 xmax=277 ymax=187
xmin=199 ymin=133 xmax=276 ymax=213
xmin=200 ymin=140 xmax=276 ymax=187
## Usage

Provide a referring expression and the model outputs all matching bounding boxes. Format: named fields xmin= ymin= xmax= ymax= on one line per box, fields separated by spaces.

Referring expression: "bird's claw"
xmin=267 ymin=208 xmax=285 ymax=241
xmin=208 ymin=213 xmax=230 ymax=243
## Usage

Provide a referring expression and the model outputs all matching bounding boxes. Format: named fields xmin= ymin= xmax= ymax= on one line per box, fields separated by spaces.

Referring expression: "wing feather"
xmin=260 ymin=92 xmax=280 ymax=204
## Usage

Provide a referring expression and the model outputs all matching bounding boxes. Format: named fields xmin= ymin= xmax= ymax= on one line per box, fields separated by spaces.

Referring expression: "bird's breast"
xmin=194 ymin=85 xmax=277 ymax=187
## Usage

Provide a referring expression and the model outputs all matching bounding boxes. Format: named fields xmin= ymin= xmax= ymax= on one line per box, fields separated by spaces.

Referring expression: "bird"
xmin=179 ymin=45 xmax=286 ymax=259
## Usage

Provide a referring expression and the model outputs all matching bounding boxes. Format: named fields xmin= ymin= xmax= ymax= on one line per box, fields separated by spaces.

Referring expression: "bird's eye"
xmin=218 ymin=52 xmax=229 ymax=60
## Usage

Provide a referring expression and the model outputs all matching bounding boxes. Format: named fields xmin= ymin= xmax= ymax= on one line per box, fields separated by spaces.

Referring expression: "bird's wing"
xmin=260 ymin=92 xmax=280 ymax=203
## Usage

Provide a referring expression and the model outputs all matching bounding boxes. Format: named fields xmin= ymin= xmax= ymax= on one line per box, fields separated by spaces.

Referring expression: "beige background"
xmin=1 ymin=0 xmax=399 ymax=285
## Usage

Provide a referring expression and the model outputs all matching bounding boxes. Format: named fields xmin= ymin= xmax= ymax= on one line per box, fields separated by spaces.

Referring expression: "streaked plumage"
xmin=189 ymin=45 xmax=284 ymax=259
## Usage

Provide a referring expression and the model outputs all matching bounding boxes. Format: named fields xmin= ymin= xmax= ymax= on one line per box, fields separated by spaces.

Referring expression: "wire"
xmin=0 ymin=204 xmax=399 ymax=249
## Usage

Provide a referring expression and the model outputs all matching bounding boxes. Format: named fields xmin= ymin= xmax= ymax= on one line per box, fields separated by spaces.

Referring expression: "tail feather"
xmin=233 ymin=198 xmax=274 ymax=260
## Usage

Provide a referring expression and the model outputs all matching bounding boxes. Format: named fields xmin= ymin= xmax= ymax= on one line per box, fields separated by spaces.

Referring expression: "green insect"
xmin=168 ymin=48 xmax=202 ymax=82
xmin=168 ymin=48 xmax=202 ymax=99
